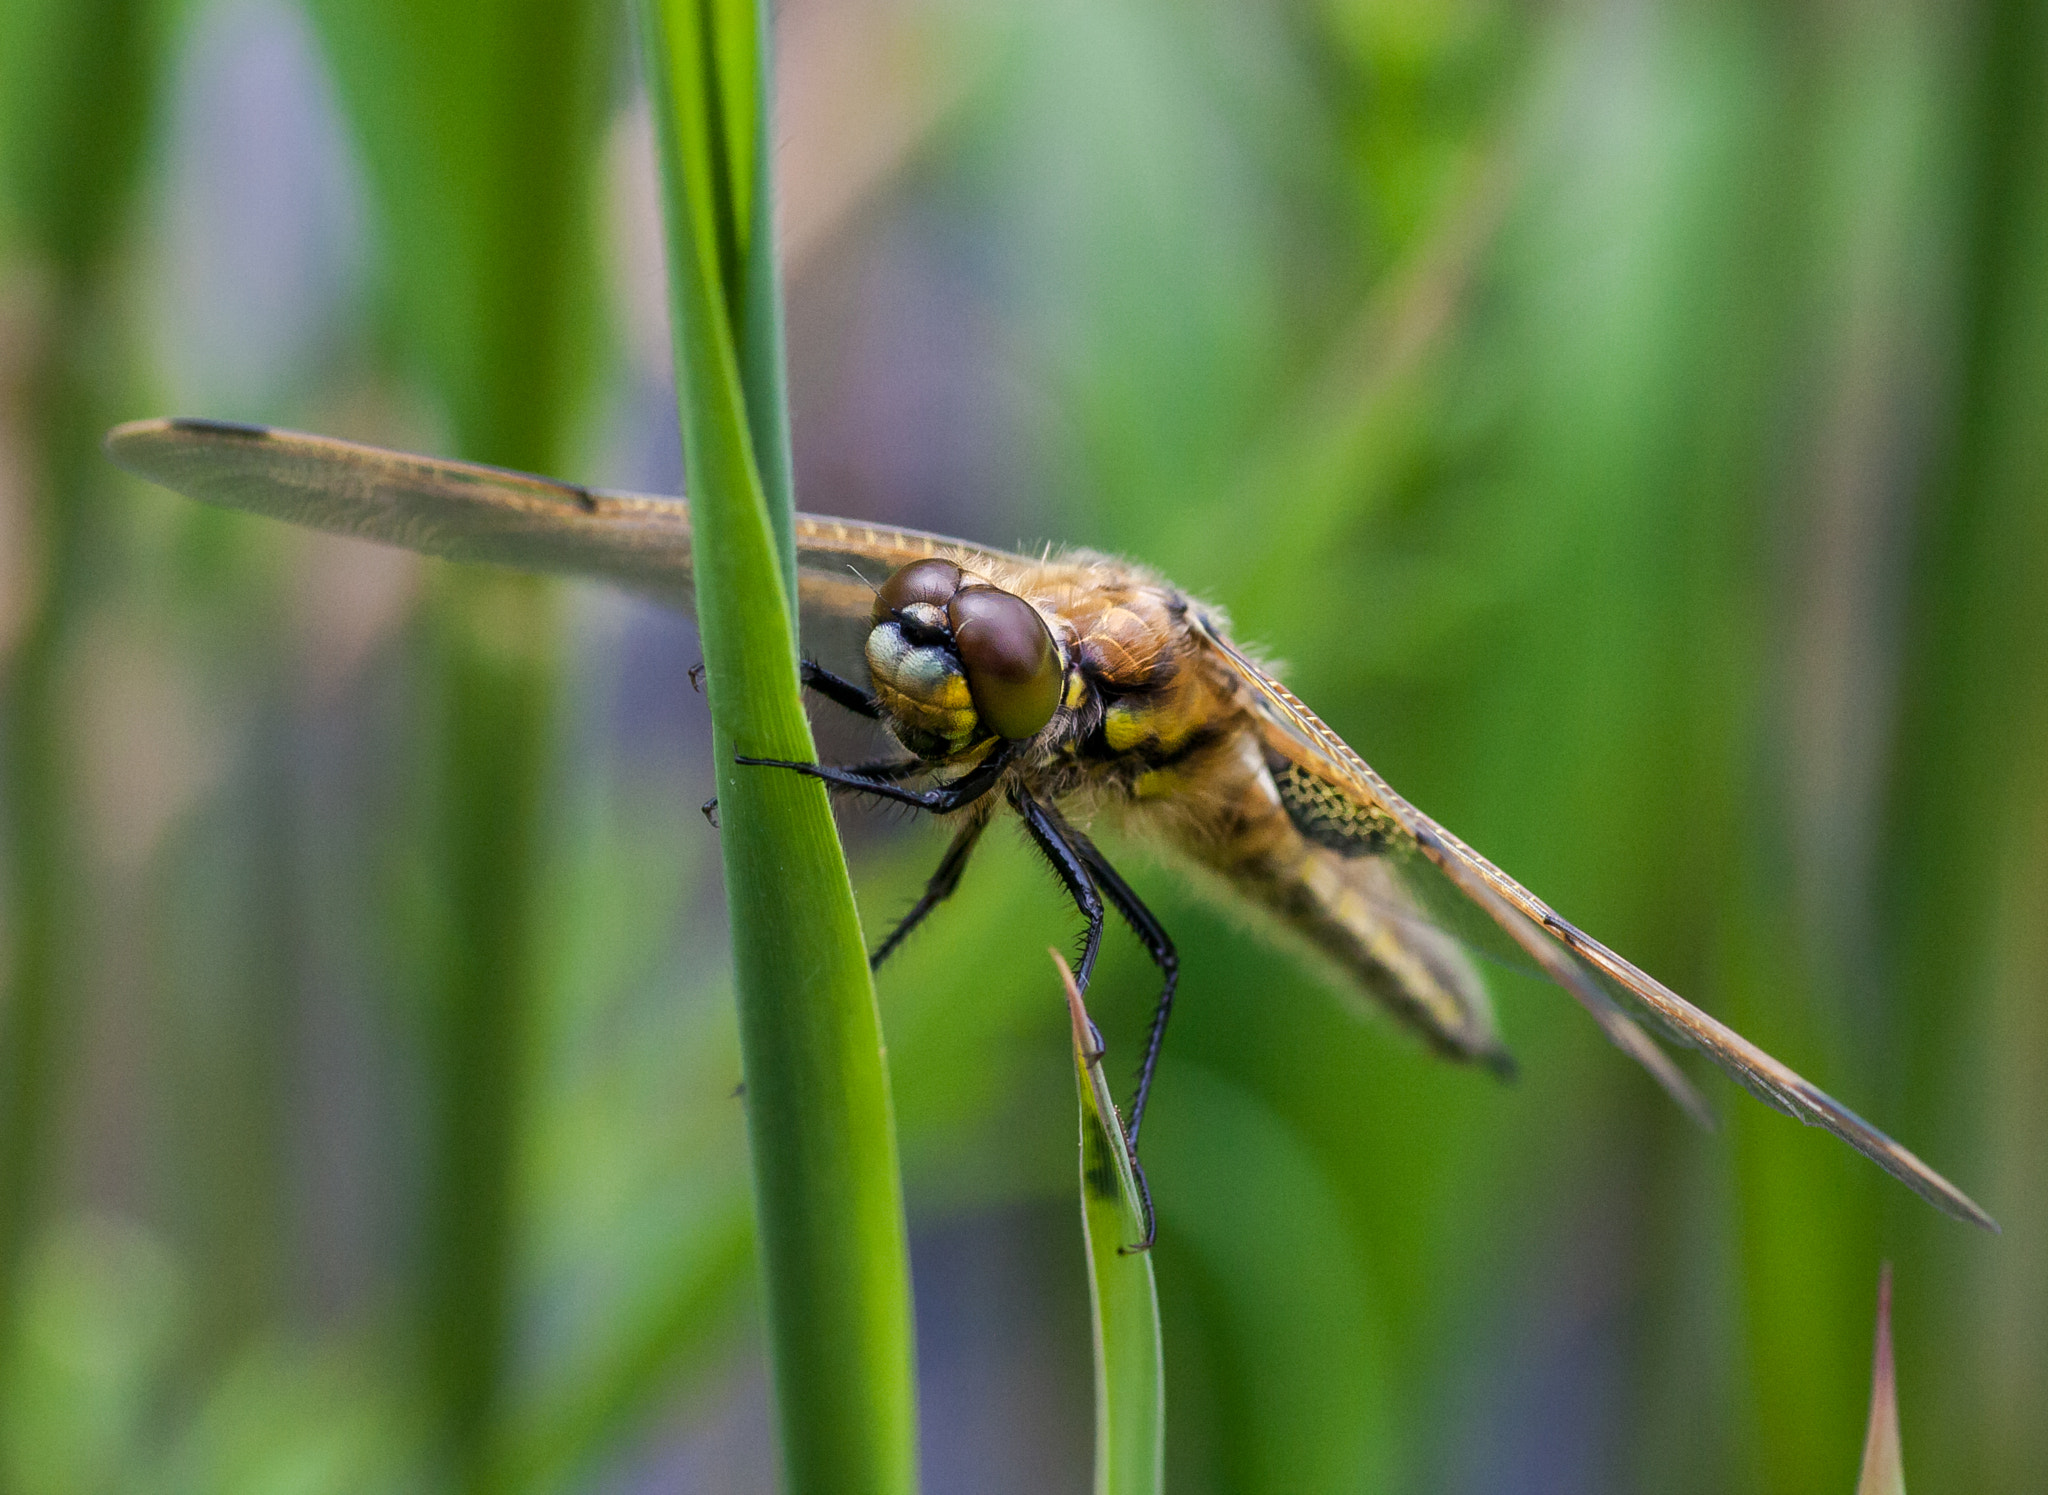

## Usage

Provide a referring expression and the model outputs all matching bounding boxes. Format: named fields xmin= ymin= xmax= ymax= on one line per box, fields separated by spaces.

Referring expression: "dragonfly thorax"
xmin=865 ymin=558 xmax=1063 ymax=760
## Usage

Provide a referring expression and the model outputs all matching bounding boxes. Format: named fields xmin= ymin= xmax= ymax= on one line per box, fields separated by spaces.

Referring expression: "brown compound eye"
xmin=947 ymin=585 xmax=1061 ymax=740
xmin=874 ymin=558 xmax=963 ymax=625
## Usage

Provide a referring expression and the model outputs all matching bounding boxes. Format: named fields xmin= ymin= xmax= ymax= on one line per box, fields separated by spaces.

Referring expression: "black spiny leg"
xmin=702 ymin=662 xmax=888 ymax=828
xmin=1010 ymin=789 xmax=1107 ymax=998
xmin=802 ymin=755 xmax=928 ymax=783
xmin=736 ymin=740 xmax=1015 ymax=815
xmin=701 ymin=755 xmax=925 ymax=827
xmin=1020 ymin=796 xmax=1165 ymax=1249
xmin=801 ymin=659 xmax=881 ymax=720
xmin=1066 ymin=828 xmax=1178 ymax=1157
xmin=870 ymin=808 xmax=992 ymax=971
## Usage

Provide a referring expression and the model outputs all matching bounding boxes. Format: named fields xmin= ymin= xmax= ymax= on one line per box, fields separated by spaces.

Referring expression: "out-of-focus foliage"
xmin=0 ymin=0 xmax=2041 ymax=1492
xmin=289 ymin=5 xmax=612 ymax=1492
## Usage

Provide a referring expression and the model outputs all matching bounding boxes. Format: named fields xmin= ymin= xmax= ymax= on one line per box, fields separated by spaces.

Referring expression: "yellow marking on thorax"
xmin=1102 ymin=694 xmax=1202 ymax=756
xmin=1131 ymin=763 xmax=1195 ymax=800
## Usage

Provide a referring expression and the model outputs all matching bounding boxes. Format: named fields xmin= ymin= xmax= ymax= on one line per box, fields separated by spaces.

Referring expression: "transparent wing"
xmin=104 ymin=418 xmax=1032 ymax=621
xmin=1186 ymin=609 xmax=1997 ymax=1231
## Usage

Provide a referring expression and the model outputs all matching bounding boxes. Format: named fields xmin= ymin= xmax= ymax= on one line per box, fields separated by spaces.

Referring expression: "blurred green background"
xmin=0 ymin=0 xmax=2042 ymax=1490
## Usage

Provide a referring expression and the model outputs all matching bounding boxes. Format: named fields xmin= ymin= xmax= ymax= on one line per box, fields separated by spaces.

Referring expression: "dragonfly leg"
xmin=735 ymin=740 xmax=1014 ymax=814
xmin=704 ymin=757 xmax=929 ymax=827
xmin=811 ymin=755 xmax=927 ymax=782
xmin=1011 ymin=789 xmax=1106 ymax=996
xmin=801 ymin=659 xmax=881 ymax=720
xmin=1065 ymin=828 xmax=1178 ymax=1157
xmin=1014 ymin=791 xmax=1157 ymax=1248
xmin=700 ymin=755 xmax=926 ymax=829
xmin=870 ymin=807 xmax=992 ymax=970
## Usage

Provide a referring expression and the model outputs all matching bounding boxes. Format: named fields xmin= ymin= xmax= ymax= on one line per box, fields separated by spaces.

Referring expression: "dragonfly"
xmin=106 ymin=416 xmax=1997 ymax=1243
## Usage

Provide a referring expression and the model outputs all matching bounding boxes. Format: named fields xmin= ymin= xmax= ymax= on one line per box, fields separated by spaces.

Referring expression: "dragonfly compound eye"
xmin=874 ymin=558 xmax=963 ymax=625
xmin=947 ymin=585 xmax=1060 ymax=740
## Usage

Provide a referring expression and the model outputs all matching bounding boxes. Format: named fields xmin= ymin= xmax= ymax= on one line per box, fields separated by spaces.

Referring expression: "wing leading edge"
xmin=1186 ymin=610 xmax=1997 ymax=1233
xmin=103 ymin=417 xmax=1028 ymax=622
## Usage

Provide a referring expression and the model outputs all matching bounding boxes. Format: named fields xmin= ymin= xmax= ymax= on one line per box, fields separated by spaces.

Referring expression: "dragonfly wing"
xmin=1393 ymin=830 xmax=1714 ymax=1127
xmin=1187 ymin=610 xmax=1997 ymax=1231
xmin=1192 ymin=609 xmax=1707 ymax=1117
xmin=1397 ymin=803 xmax=1996 ymax=1230
xmin=105 ymin=418 xmax=1032 ymax=624
xmin=107 ymin=417 xmax=704 ymax=601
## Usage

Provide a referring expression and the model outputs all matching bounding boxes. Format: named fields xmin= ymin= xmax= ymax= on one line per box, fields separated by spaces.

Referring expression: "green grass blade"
xmin=635 ymin=4 xmax=919 ymax=1492
xmin=1056 ymin=955 xmax=1164 ymax=1495
xmin=731 ymin=0 xmax=797 ymax=603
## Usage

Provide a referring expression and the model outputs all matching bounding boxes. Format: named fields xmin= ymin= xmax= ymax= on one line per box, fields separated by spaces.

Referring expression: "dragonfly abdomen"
xmin=1160 ymin=730 xmax=1511 ymax=1071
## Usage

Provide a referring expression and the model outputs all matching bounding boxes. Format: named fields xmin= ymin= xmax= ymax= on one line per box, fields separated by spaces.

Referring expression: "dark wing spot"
xmin=1266 ymin=748 xmax=1399 ymax=855
xmin=169 ymin=417 xmax=271 ymax=440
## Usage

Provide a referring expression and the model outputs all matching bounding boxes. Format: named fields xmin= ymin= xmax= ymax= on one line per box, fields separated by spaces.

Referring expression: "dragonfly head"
xmin=865 ymin=558 xmax=1062 ymax=759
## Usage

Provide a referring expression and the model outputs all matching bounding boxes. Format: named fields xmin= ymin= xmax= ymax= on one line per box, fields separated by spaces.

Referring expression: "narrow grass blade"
xmin=635 ymin=3 xmax=919 ymax=1492
xmin=1856 ymin=1264 xmax=1905 ymax=1495
xmin=0 ymin=0 xmax=165 ymax=1409
xmin=1055 ymin=954 xmax=1164 ymax=1495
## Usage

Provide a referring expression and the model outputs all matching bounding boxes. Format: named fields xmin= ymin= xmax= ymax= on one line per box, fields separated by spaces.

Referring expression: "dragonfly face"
xmin=864 ymin=558 xmax=1064 ymax=758
xmin=102 ymin=417 xmax=2000 ymax=1243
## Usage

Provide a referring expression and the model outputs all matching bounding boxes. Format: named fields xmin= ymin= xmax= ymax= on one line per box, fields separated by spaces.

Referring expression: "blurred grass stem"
xmin=297 ymin=0 xmax=608 ymax=1482
xmin=0 ymin=0 xmax=160 ymax=1433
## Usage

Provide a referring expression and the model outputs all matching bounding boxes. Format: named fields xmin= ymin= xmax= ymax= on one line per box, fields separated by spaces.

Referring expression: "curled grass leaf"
xmin=1056 ymin=952 xmax=1164 ymax=1495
